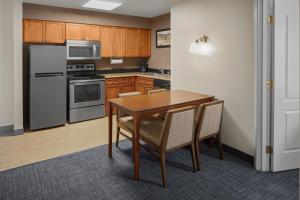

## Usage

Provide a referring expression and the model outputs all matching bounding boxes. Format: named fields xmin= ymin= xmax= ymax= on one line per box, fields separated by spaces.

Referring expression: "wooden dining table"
xmin=107 ymin=90 xmax=214 ymax=181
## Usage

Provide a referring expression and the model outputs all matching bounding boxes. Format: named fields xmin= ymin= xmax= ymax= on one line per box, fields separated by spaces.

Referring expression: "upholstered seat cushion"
xmin=140 ymin=120 xmax=163 ymax=146
xmin=119 ymin=116 xmax=134 ymax=130
xmin=119 ymin=116 xmax=163 ymax=146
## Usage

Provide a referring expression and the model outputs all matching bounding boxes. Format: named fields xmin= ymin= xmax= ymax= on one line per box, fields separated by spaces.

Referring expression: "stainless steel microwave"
xmin=66 ymin=40 xmax=101 ymax=61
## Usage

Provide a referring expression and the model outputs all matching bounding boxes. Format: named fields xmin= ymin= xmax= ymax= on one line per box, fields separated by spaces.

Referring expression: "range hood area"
xmin=66 ymin=40 xmax=101 ymax=61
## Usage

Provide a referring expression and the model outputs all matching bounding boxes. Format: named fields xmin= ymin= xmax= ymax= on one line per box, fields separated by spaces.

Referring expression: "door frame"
xmin=254 ymin=0 xmax=274 ymax=171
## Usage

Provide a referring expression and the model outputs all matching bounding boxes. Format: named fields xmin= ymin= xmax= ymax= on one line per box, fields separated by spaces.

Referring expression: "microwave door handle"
xmin=93 ymin=45 xmax=96 ymax=58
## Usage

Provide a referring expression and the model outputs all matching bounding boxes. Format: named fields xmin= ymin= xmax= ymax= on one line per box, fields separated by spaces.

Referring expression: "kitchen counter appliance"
xmin=29 ymin=45 xmax=66 ymax=130
xmin=153 ymin=79 xmax=171 ymax=90
xmin=66 ymin=40 xmax=101 ymax=61
xmin=67 ymin=64 xmax=105 ymax=123
xmin=139 ymin=59 xmax=148 ymax=73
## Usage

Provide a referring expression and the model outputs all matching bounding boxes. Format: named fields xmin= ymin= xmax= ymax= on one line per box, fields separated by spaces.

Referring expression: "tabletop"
xmin=109 ymin=90 xmax=214 ymax=112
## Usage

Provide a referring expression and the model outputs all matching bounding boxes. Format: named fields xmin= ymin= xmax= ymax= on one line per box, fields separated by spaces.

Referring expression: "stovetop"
xmin=67 ymin=63 xmax=105 ymax=81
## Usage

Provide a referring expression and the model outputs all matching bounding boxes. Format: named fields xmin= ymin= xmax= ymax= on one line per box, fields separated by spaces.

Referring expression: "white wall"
xmin=171 ymin=0 xmax=255 ymax=155
xmin=0 ymin=0 xmax=14 ymax=127
xmin=13 ymin=0 xmax=23 ymax=131
xmin=0 ymin=0 xmax=23 ymax=131
xmin=148 ymin=13 xmax=171 ymax=69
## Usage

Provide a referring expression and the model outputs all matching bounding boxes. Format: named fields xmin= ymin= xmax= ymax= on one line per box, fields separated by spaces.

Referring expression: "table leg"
xmin=108 ymin=102 xmax=113 ymax=157
xmin=133 ymin=112 xmax=140 ymax=181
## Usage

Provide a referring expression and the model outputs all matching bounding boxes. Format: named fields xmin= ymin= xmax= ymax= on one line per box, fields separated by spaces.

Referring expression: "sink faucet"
xmin=159 ymin=67 xmax=164 ymax=75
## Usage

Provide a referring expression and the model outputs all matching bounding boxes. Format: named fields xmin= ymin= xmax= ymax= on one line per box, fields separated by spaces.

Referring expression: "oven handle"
xmin=70 ymin=79 xmax=104 ymax=84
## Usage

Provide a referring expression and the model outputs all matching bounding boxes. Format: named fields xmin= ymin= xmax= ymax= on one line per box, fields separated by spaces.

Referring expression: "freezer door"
xmin=29 ymin=45 xmax=66 ymax=74
xmin=30 ymin=74 xmax=66 ymax=130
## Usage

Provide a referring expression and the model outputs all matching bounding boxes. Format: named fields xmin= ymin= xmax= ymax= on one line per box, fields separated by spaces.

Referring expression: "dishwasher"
xmin=153 ymin=79 xmax=171 ymax=90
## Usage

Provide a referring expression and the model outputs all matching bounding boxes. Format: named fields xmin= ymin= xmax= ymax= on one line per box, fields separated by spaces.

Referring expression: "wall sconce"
xmin=189 ymin=35 xmax=214 ymax=55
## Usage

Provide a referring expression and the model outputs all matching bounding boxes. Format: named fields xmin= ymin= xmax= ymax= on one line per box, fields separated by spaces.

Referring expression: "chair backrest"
xmin=118 ymin=92 xmax=141 ymax=98
xmin=196 ymin=100 xmax=224 ymax=139
xmin=117 ymin=92 xmax=141 ymax=117
xmin=161 ymin=106 xmax=197 ymax=150
xmin=148 ymin=89 xmax=167 ymax=95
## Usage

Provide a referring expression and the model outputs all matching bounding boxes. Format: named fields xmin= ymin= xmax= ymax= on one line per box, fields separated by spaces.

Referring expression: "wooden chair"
xmin=147 ymin=88 xmax=167 ymax=95
xmin=147 ymin=88 xmax=167 ymax=119
xmin=194 ymin=100 xmax=224 ymax=171
xmin=139 ymin=106 xmax=198 ymax=187
xmin=116 ymin=92 xmax=163 ymax=162
xmin=116 ymin=92 xmax=141 ymax=147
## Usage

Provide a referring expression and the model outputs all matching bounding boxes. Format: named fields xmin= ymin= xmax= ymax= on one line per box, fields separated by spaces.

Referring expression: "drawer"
xmin=136 ymin=77 xmax=153 ymax=85
xmin=105 ymin=78 xmax=122 ymax=85
xmin=121 ymin=76 xmax=135 ymax=84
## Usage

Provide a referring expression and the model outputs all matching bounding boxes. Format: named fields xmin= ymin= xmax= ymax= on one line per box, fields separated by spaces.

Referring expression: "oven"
xmin=68 ymin=78 xmax=105 ymax=123
xmin=69 ymin=79 xmax=105 ymax=109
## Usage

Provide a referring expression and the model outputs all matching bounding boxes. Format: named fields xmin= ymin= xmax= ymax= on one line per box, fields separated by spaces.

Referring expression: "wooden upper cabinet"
xmin=66 ymin=23 xmax=83 ymax=40
xmin=45 ymin=21 xmax=65 ymax=44
xmin=140 ymin=29 xmax=151 ymax=57
xmin=112 ymin=27 xmax=126 ymax=57
xmin=23 ymin=19 xmax=45 ymax=43
xmin=23 ymin=19 xmax=152 ymax=58
xmin=100 ymin=26 xmax=113 ymax=57
xmin=83 ymin=24 xmax=100 ymax=41
xmin=126 ymin=28 xmax=140 ymax=57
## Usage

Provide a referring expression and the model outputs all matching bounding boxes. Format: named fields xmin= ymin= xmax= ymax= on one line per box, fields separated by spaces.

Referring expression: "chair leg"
xmin=116 ymin=127 xmax=120 ymax=147
xmin=209 ymin=137 xmax=215 ymax=149
xmin=160 ymin=151 xmax=167 ymax=188
xmin=217 ymin=133 xmax=224 ymax=160
xmin=131 ymin=134 xmax=135 ymax=162
xmin=190 ymin=144 xmax=197 ymax=172
xmin=195 ymin=141 xmax=201 ymax=171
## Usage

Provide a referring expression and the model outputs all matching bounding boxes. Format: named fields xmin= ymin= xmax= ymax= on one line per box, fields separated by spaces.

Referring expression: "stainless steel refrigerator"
xmin=29 ymin=45 xmax=66 ymax=130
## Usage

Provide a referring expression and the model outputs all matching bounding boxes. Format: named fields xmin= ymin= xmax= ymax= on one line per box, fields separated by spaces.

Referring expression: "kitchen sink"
xmin=141 ymin=72 xmax=170 ymax=78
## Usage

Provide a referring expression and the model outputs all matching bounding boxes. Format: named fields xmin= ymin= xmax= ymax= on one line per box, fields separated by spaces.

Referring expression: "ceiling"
xmin=22 ymin=0 xmax=171 ymax=18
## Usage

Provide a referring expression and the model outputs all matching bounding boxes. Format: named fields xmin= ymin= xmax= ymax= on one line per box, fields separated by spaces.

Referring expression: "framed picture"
xmin=156 ymin=29 xmax=171 ymax=48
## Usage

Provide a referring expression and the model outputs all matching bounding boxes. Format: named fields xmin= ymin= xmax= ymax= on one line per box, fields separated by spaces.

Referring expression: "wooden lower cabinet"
xmin=135 ymin=84 xmax=153 ymax=95
xmin=105 ymin=76 xmax=154 ymax=113
xmin=121 ymin=84 xmax=135 ymax=93
xmin=135 ymin=84 xmax=145 ymax=94
xmin=105 ymin=76 xmax=138 ymax=113
xmin=135 ymin=77 xmax=154 ymax=95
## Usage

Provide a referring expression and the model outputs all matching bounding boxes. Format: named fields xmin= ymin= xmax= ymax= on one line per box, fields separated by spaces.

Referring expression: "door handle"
xmin=35 ymin=72 xmax=64 ymax=77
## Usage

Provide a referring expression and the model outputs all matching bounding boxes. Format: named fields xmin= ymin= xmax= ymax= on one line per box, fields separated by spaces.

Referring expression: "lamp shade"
xmin=189 ymin=42 xmax=214 ymax=55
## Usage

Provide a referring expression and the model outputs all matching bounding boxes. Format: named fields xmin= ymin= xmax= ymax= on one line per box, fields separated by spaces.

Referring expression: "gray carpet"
xmin=0 ymin=140 xmax=298 ymax=200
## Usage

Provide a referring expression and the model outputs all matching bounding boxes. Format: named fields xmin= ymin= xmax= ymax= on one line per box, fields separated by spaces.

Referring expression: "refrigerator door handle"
xmin=34 ymin=72 xmax=64 ymax=78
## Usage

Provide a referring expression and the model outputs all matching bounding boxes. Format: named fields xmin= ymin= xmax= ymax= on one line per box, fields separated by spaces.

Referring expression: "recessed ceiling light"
xmin=83 ymin=0 xmax=122 ymax=11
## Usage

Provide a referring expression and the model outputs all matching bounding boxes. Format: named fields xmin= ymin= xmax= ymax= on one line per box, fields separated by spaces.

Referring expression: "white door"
xmin=272 ymin=0 xmax=300 ymax=171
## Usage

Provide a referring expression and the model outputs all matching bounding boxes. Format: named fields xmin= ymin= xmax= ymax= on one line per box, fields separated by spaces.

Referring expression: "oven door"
xmin=69 ymin=80 xmax=105 ymax=109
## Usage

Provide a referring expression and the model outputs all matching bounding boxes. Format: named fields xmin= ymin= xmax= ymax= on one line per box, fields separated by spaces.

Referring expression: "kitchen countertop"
xmin=99 ymin=72 xmax=171 ymax=81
